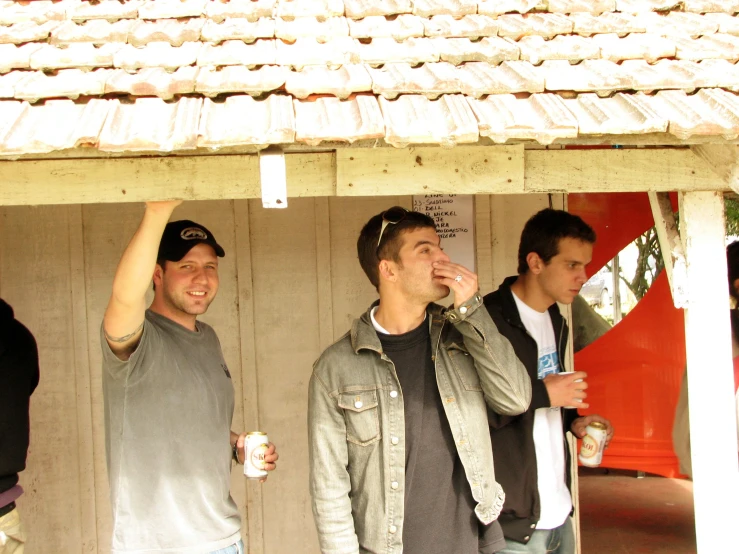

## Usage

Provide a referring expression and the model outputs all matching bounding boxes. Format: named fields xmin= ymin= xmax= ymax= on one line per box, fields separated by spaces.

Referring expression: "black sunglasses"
xmin=377 ymin=207 xmax=408 ymax=249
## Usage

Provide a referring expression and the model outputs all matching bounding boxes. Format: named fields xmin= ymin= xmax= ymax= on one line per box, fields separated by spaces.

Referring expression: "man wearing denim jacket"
xmin=308 ymin=207 xmax=532 ymax=554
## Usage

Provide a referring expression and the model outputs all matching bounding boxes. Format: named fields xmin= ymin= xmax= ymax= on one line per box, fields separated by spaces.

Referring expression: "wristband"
xmin=232 ymin=442 xmax=241 ymax=464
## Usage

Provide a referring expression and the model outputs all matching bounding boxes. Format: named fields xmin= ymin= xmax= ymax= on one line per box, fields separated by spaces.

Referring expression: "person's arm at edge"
xmin=308 ymin=367 xmax=360 ymax=554
xmin=103 ymin=201 xmax=181 ymax=360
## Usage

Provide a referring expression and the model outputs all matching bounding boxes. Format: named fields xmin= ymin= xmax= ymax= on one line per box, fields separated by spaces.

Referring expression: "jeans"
xmin=498 ymin=517 xmax=574 ymax=554
xmin=0 ymin=508 xmax=25 ymax=554
xmin=209 ymin=539 xmax=244 ymax=554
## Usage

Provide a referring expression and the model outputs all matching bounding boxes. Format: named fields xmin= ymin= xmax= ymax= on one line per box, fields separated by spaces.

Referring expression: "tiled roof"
xmin=0 ymin=0 xmax=738 ymax=156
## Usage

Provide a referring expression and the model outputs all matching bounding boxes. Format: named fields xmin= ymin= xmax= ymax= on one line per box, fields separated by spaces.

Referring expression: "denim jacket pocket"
xmin=338 ymin=390 xmax=381 ymax=446
xmin=447 ymin=344 xmax=483 ymax=392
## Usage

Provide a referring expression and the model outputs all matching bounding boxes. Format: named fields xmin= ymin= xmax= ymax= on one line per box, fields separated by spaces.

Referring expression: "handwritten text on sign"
xmin=412 ymin=194 xmax=475 ymax=273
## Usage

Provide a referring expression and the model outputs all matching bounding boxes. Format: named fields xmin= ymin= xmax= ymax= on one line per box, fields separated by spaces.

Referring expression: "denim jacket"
xmin=308 ymin=293 xmax=532 ymax=554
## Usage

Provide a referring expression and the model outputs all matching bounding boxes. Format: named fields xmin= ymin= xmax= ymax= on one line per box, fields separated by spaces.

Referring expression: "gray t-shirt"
xmin=102 ymin=310 xmax=240 ymax=554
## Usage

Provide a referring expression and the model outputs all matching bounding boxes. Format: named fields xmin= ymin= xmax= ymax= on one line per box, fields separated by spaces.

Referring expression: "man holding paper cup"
xmin=483 ymin=209 xmax=614 ymax=554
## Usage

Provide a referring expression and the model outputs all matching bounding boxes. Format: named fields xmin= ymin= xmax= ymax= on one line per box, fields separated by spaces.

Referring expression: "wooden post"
xmin=679 ymin=191 xmax=739 ymax=552
xmin=648 ymin=191 xmax=688 ymax=308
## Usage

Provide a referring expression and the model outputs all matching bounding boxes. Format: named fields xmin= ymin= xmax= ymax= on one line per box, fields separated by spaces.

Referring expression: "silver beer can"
xmin=244 ymin=431 xmax=269 ymax=480
xmin=578 ymin=421 xmax=608 ymax=467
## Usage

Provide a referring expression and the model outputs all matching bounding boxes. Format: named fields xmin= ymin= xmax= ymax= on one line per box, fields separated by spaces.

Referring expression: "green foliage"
xmin=726 ymin=197 xmax=739 ymax=237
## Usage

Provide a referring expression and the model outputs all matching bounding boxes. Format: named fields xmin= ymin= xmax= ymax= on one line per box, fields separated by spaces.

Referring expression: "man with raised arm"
xmin=102 ymin=201 xmax=278 ymax=554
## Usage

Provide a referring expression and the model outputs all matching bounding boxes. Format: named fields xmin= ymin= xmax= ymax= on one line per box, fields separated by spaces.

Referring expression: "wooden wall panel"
xmin=0 ymin=206 xmax=87 ymax=553
xmin=247 ymin=198 xmax=322 ymax=554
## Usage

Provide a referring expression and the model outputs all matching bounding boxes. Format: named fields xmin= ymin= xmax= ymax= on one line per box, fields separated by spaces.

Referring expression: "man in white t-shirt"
xmin=483 ymin=208 xmax=614 ymax=554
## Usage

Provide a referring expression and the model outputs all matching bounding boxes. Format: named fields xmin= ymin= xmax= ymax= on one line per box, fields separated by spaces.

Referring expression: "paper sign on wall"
xmin=412 ymin=194 xmax=476 ymax=272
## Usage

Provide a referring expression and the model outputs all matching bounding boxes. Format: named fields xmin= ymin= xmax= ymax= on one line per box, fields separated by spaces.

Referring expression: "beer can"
xmin=578 ymin=421 xmax=608 ymax=467
xmin=244 ymin=432 xmax=269 ymax=480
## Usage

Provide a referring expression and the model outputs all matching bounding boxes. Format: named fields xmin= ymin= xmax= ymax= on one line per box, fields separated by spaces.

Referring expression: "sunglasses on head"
xmin=377 ymin=207 xmax=408 ymax=249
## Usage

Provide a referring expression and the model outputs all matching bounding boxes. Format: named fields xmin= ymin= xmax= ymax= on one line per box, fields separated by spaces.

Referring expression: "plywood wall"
xmin=1 ymin=194 xmax=553 ymax=554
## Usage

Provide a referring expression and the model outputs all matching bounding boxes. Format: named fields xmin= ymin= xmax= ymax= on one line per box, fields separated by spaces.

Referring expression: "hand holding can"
xmin=244 ymin=432 xmax=269 ymax=480
xmin=578 ymin=422 xmax=608 ymax=467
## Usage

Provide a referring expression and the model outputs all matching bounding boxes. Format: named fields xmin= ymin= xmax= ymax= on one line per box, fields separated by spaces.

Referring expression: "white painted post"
xmin=679 ymin=191 xmax=739 ymax=552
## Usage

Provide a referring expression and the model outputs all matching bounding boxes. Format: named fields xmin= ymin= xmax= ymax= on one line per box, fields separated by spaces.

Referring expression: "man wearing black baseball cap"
xmin=101 ymin=201 xmax=278 ymax=554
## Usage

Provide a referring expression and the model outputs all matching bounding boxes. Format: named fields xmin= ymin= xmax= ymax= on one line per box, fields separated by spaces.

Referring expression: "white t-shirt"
xmin=512 ymin=292 xmax=573 ymax=530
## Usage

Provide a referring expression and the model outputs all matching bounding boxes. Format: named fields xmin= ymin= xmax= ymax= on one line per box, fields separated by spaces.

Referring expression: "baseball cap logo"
xmin=181 ymin=227 xmax=208 ymax=241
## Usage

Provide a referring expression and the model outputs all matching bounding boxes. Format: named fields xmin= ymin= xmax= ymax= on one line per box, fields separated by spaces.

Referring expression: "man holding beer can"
xmin=483 ymin=209 xmax=613 ymax=554
xmin=101 ymin=201 xmax=278 ymax=554
xmin=308 ymin=207 xmax=532 ymax=554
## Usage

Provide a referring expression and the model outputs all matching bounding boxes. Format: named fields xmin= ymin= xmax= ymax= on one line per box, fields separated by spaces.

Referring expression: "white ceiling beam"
xmin=648 ymin=191 xmax=688 ymax=308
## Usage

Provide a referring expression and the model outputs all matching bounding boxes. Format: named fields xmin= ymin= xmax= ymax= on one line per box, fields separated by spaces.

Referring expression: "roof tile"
xmin=615 ymin=0 xmax=683 ymax=13
xmin=593 ymin=33 xmax=676 ymax=63
xmin=99 ymin=96 xmax=203 ymax=152
xmin=0 ymin=20 xmax=61 ymax=44
xmin=275 ymin=16 xmax=349 ymax=42
xmin=195 ymin=64 xmax=287 ymax=96
xmin=698 ymin=59 xmax=739 ymax=91
xmin=703 ymin=13 xmax=739 ymax=37
xmin=138 ymin=0 xmax=207 ymax=20
xmin=15 ymin=68 xmax=111 ymax=102
xmin=468 ymin=92 xmax=579 ymax=144
xmin=497 ymin=13 xmax=573 ymax=40
xmin=293 ymin=94 xmax=385 ymax=145
xmin=683 ymin=0 xmax=739 ymax=13
xmin=0 ymin=43 xmax=42 ymax=73
xmin=380 ymin=93 xmax=478 ymax=147
xmin=0 ymin=98 xmax=111 ymax=155
xmin=285 ymin=63 xmax=372 ymax=99
xmin=342 ymin=0 xmax=413 ymax=19
xmin=411 ymin=0 xmax=477 ymax=18
xmin=435 ymin=36 xmax=519 ymax=65
xmin=642 ymin=12 xmax=719 ymax=38
xmin=617 ymin=59 xmax=712 ymax=92
xmin=369 ymin=61 xmax=460 ymax=99
xmin=518 ymin=35 xmax=600 ymax=65
xmin=0 ymin=70 xmax=30 ymax=98
xmin=128 ymin=18 xmax=205 ymax=47
xmin=358 ymin=37 xmax=439 ymax=65
xmin=114 ymin=42 xmax=201 ymax=70
xmin=106 ymin=66 xmax=199 ymax=99
xmin=543 ymin=59 xmax=633 ymax=94
xmin=457 ymin=60 xmax=544 ymax=96
xmin=477 ymin=0 xmax=541 ymax=16
xmin=30 ymin=43 xmax=122 ymax=70
xmin=423 ymin=15 xmax=499 ymax=38
xmin=275 ymin=0 xmax=345 ymax=19
xmin=198 ymin=94 xmax=295 ymax=147
xmin=0 ymin=99 xmax=27 ymax=144
xmin=569 ymin=12 xmax=645 ymax=37
xmin=348 ymin=14 xmax=424 ymax=40
xmin=673 ymin=34 xmax=739 ymax=61
xmin=277 ymin=37 xmax=359 ymax=68
xmin=547 ymin=0 xmax=615 ymax=14
xmin=197 ymin=39 xmax=277 ymax=67
xmin=51 ymin=20 xmax=133 ymax=46
xmin=645 ymin=88 xmax=739 ymax=139
xmin=0 ymin=1 xmax=66 ymax=25
xmin=563 ymin=92 xmax=667 ymax=134
xmin=69 ymin=0 xmax=143 ymax=22
xmin=201 ymin=18 xmax=275 ymax=43
xmin=206 ymin=0 xmax=277 ymax=23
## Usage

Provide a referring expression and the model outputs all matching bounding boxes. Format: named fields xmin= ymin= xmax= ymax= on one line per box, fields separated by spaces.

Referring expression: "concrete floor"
xmin=578 ymin=469 xmax=696 ymax=554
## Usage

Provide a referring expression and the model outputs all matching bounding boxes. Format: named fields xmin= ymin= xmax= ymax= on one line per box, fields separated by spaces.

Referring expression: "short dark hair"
xmin=517 ymin=208 xmax=596 ymax=274
xmin=357 ymin=206 xmax=436 ymax=291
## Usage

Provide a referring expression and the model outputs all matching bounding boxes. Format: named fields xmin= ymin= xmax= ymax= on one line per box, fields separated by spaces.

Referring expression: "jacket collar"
xmin=498 ymin=276 xmax=563 ymax=328
xmin=350 ymin=300 xmax=446 ymax=355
